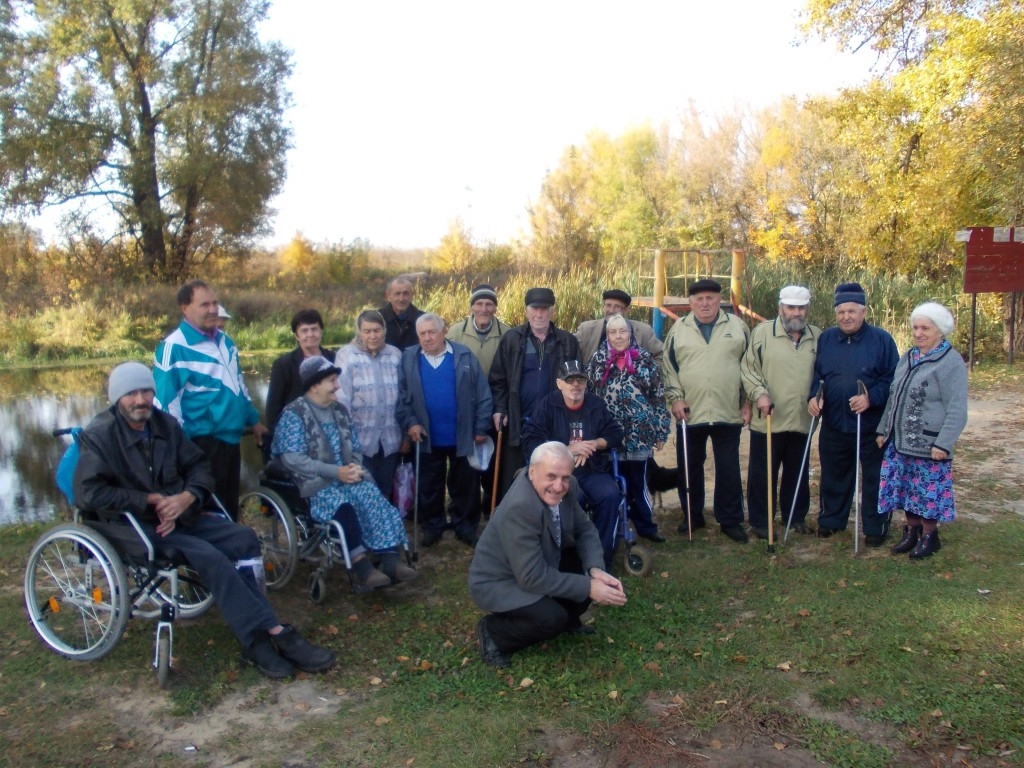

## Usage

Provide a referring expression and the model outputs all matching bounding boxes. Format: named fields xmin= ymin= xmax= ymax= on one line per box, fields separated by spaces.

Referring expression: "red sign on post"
xmin=962 ymin=226 xmax=1024 ymax=293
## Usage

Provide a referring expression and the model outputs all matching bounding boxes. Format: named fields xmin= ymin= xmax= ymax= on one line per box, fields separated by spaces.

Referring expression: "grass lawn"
xmin=1 ymin=374 xmax=1022 ymax=768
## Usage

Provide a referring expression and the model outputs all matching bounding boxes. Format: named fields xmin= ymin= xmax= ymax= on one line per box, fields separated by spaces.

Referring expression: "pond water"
xmin=0 ymin=362 xmax=272 ymax=526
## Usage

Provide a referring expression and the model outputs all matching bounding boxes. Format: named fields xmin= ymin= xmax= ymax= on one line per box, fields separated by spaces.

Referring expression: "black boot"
xmin=271 ymin=625 xmax=337 ymax=673
xmin=890 ymin=524 xmax=922 ymax=555
xmin=909 ymin=530 xmax=941 ymax=560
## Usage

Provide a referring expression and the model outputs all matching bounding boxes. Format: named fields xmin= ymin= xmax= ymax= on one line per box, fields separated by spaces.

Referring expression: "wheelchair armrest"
xmin=78 ymin=508 xmax=158 ymax=563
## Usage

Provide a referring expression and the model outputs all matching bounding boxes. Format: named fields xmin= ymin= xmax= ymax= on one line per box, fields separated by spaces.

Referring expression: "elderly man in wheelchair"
xmin=72 ymin=361 xmax=336 ymax=679
xmin=521 ymin=360 xmax=625 ymax=573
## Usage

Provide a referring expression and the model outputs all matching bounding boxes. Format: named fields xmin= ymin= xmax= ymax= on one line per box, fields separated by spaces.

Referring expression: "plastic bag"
xmin=392 ymin=460 xmax=415 ymax=519
xmin=55 ymin=428 xmax=83 ymax=507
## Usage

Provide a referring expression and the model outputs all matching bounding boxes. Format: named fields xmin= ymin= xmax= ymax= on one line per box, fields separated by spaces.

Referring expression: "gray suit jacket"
xmin=576 ymin=317 xmax=663 ymax=365
xmin=468 ymin=469 xmax=605 ymax=613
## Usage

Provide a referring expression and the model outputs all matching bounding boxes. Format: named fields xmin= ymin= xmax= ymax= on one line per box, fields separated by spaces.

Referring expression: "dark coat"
xmin=378 ymin=303 xmax=425 ymax=351
xmin=521 ymin=391 xmax=623 ymax=476
xmin=396 ymin=341 xmax=492 ymax=457
xmin=265 ymin=346 xmax=336 ymax=430
xmin=73 ymin=406 xmax=214 ymax=525
xmin=488 ymin=323 xmax=580 ymax=447
xmin=813 ymin=322 xmax=899 ymax=434
xmin=468 ymin=468 xmax=604 ymax=613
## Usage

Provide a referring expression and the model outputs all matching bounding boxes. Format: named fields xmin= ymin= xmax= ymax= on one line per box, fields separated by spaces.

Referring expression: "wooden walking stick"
xmin=853 ymin=379 xmax=868 ymax=556
xmin=490 ymin=428 xmax=503 ymax=514
xmin=785 ymin=380 xmax=824 ymax=544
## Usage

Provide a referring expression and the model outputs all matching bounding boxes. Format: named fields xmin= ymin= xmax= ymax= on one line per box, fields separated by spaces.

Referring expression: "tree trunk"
xmin=1003 ymin=292 xmax=1024 ymax=360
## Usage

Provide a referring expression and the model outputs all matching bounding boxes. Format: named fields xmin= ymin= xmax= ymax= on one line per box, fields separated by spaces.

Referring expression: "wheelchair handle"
xmin=52 ymin=427 xmax=79 ymax=437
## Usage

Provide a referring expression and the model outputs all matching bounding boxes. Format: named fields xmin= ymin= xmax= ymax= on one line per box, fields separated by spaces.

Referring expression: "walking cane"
xmin=785 ymin=380 xmax=824 ymax=543
xmin=412 ymin=439 xmax=421 ymax=562
xmin=766 ymin=405 xmax=775 ymax=554
xmin=680 ymin=407 xmax=693 ymax=543
xmin=490 ymin=428 xmax=503 ymax=515
xmin=853 ymin=379 xmax=868 ymax=556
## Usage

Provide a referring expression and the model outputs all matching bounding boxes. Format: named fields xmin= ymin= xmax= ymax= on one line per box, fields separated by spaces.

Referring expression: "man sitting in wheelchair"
xmin=271 ymin=356 xmax=417 ymax=587
xmin=521 ymin=360 xmax=624 ymax=572
xmin=74 ymin=362 xmax=336 ymax=680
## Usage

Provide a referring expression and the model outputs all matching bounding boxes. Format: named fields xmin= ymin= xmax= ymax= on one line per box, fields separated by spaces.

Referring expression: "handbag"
xmin=392 ymin=459 xmax=415 ymax=519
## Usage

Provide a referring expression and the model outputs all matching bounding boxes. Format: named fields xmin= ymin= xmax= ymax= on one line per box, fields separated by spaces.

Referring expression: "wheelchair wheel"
xmin=156 ymin=634 xmax=171 ymax=689
xmin=24 ymin=524 xmax=129 ymax=661
xmin=239 ymin=489 xmax=298 ymax=591
xmin=309 ymin=570 xmax=328 ymax=604
xmin=130 ymin=564 xmax=215 ymax=620
xmin=623 ymin=544 xmax=653 ymax=578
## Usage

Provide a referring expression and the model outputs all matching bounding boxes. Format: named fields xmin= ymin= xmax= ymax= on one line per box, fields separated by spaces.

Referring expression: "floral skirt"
xmin=877 ymin=443 xmax=956 ymax=522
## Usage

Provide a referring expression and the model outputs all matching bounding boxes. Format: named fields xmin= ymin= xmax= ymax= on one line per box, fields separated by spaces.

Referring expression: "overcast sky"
xmin=260 ymin=1 xmax=874 ymax=250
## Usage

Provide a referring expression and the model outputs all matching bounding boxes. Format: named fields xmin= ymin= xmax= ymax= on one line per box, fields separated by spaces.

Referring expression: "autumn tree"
xmin=431 ymin=218 xmax=478 ymax=273
xmin=0 ymin=0 xmax=292 ymax=282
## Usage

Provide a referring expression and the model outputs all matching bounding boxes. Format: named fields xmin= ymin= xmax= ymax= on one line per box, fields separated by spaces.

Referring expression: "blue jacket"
xmin=154 ymin=321 xmax=260 ymax=444
xmin=812 ymin=322 xmax=899 ymax=434
xmin=396 ymin=341 xmax=492 ymax=457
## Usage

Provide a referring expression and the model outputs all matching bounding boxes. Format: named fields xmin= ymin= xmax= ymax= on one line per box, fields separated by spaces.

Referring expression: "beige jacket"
xmin=661 ymin=311 xmax=749 ymax=426
xmin=740 ymin=318 xmax=821 ymax=434
xmin=446 ymin=316 xmax=510 ymax=377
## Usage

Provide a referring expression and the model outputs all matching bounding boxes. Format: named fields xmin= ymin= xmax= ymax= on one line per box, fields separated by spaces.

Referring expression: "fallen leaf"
xmin=776 ymin=661 xmax=792 ymax=671
xmin=295 ymin=702 xmax=310 ymax=711
xmin=714 ymin=699 xmax=728 ymax=706
xmin=654 ymin=603 xmax=663 ymax=610
xmin=370 ymin=677 xmax=383 ymax=685
xmin=711 ymin=739 xmax=722 ymax=749
xmin=518 ymin=677 xmax=534 ymax=688
xmin=733 ymin=655 xmax=748 ymax=663
xmin=643 ymin=662 xmax=662 ymax=672
xmin=901 ymin=646 xmax=916 ymax=653
xmin=397 ymin=655 xmax=410 ymax=662
xmin=654 ymin=641 xmax=665 ymax=650
xmin=374 ymin=716 xmax=392 ymax=725
xmin=797 ymin=609 xmax=811 ymax=617
xmin=324 ymin=625 xmax=339 ymax=635
xmin=931 ymin=709 xmax=943 ymax=717
xmin=608 ymin=690 xmax=619 ymax=700
xmin=774 ymin=742 xmax=787 ymax=750
xmin=419 ymin=660 xmax=433 ymax=671
xmin=660 ymin=571 xmax=670 ymax=578
xmin=347 ymin=613 xmax=359 ymax=622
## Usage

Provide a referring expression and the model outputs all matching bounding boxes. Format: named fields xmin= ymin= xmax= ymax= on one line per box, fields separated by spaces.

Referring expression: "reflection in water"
xmin=0 ymin=363 xmax=271 ymax=526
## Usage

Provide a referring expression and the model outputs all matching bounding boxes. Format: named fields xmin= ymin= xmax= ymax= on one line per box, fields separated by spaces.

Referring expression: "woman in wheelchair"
xmin=74 ymin=362 xmax=336 ymax=679
xmin=272 ymin=356 xmax=417 ymax=588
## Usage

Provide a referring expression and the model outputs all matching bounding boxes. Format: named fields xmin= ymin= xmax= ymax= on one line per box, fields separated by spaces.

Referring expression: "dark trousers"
xmin=747 ymin=430 xmax=811 ymax=530
xmin=418 ymin=446 xmax=481 ymax=538
xmin=675 ymin=423 xmax=743 ymax=527
xmin=619 ymin=458 xmax=659 ymax=537
xmin=577 ymin=472 xmax=621 ymax=571
xmin=817 ymin=421 xmax=891 ymax=537
xmin=193 ymin=436 xmax=241 ymax=521
xmin=495 ymin=442 xmax=526 ymax=504
xmin=484 ymin=548 xmax=590 ymax=654
xmin=362 ymin=450 xmax=399 ymax=502
xmin=147 ymin=513 xmax=279 ymax=647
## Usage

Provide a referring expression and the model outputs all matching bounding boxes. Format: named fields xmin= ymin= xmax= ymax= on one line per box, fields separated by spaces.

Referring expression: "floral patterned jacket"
xmin=587 ymin=339 xmax=671 ymax=461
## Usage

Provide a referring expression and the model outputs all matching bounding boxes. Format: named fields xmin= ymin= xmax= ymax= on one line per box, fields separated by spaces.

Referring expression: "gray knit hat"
xmin=108 ymin=362 xmax=155 ymax=404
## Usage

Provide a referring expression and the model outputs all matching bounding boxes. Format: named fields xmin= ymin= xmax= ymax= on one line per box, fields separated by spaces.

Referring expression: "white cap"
xmin=778 ymin=286 xmax=811 ymax=306
xmin=467 ymin=436 xmax=495 ymax=472
xmin=217 ymin=304 xmax=231 ymax=319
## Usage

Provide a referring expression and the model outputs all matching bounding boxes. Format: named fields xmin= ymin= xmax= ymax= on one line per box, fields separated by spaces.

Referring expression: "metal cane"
xmin=412 ymin=439 xmax=421 ymax=562
xmin=785 ymin=379 xmax=824 ymax=544
xmin=766 ymin=405 xmax=775 ymax=554
xmin=853 ymin=379 xmax=867 ymax=556
xmin=490 ymin=429 xmax=503 ymax=515
xmin=680 ymin=407 xmax=693 ymax=542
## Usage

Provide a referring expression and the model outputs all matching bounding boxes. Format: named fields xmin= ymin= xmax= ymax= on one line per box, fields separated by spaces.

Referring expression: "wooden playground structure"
xmin=631 ymin=248 xmax=764 ymax=337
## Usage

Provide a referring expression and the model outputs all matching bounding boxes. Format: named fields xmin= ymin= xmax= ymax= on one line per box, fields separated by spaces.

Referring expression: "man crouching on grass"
xmin=468 ymin=441 xmax=627 ymax=667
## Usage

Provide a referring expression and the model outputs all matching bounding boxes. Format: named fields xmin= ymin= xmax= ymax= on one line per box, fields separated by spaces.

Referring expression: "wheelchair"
xmin=610 ymin=451 xmax=654 ymax=577
xmin=239 ymin=461 xmax=414 ymax=604
xmin=24 ymin=428 xmax=274 ymax=688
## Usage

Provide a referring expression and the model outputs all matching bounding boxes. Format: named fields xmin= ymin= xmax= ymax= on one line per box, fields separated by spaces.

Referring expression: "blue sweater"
xmin=419 ymin=353 xmax=458 ymax=448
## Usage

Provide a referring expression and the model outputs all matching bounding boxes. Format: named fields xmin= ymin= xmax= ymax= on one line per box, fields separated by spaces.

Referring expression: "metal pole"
xmin=653 ymin=248 xmax=666 ymax=338
xmin=969 ymin=292 xmax=977 ymax=372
